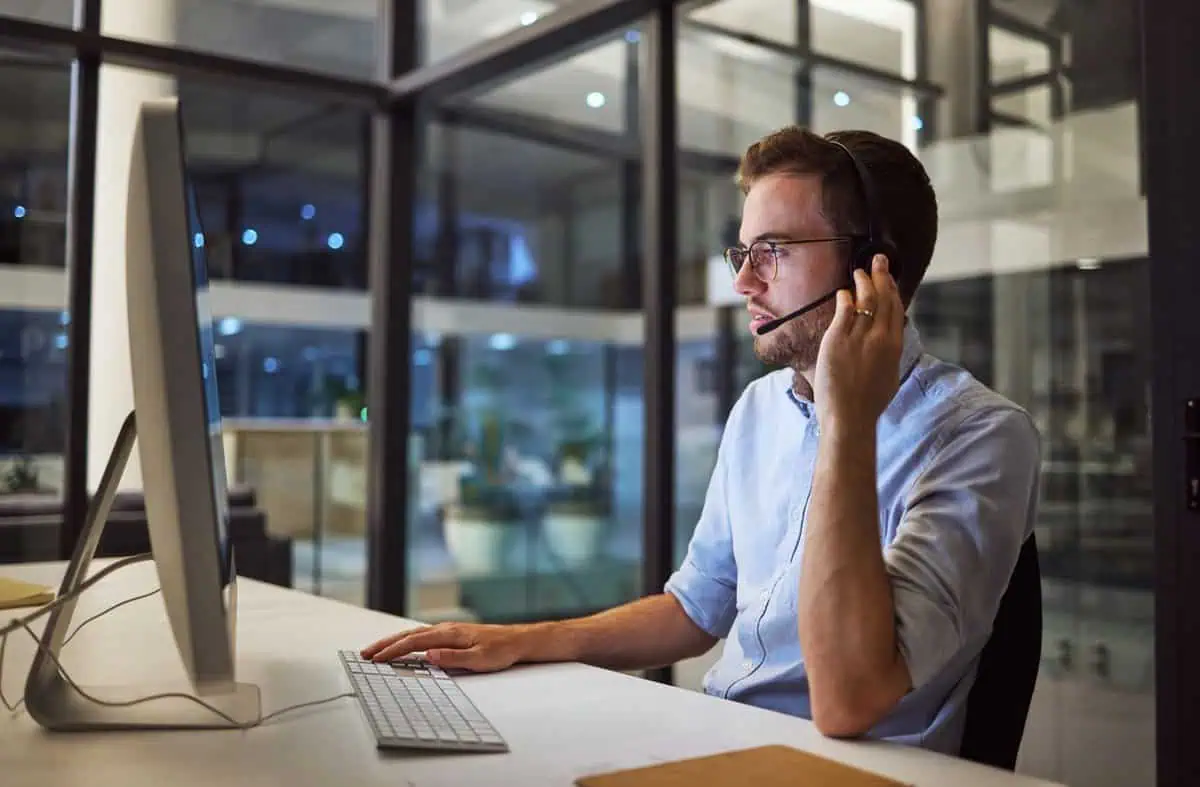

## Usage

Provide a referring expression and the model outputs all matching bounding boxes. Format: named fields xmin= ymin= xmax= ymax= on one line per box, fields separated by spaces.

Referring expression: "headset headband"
xmin=826 ymin=137 xmax=884 ymax=249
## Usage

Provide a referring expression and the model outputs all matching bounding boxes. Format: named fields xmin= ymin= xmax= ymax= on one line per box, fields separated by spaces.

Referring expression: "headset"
xmin=755 ymin=136 xmax=900 ymax=335
xmin=828 ymin=137 xmax=900 ymax=279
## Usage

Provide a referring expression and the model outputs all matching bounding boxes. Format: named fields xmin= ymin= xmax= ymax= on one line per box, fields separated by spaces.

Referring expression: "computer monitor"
xmin=24 ymin=96 xmax=260 ymax=730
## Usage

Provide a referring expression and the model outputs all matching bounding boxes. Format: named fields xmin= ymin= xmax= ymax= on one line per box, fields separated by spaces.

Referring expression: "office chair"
xmin=958 ymin=532 xmax=1043 ymax=771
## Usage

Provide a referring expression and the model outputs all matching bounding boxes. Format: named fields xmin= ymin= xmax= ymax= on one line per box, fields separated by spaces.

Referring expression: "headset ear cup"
xmin=856 ymin=240 xmax=901 ymax=278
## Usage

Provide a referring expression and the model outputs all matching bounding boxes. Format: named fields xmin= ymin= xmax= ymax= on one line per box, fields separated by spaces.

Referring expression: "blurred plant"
xmin=2 ymin=455 xmax=41 ymax=494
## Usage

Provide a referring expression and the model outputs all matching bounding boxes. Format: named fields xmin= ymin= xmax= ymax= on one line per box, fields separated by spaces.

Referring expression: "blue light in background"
xmin=13 ymin=205 xmax=25 ymax=219
xmin=327 ymin=232 xmax=344 ymax=250
xmin=241 ymin=228 xmax=258 ymax=246
xmin=489 ymin=333 xmax=516 ymax=351
xmin=301 ymin=204 xmax=316 ymax=220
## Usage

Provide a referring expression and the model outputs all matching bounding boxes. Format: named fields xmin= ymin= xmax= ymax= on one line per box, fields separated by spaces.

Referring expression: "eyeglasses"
xmin=724 ymin=236 xmax=854 ymax=283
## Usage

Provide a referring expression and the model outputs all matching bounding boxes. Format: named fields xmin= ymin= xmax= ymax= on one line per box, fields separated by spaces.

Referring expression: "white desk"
xmin=0 ymin=561 xmax=1065 ymax=787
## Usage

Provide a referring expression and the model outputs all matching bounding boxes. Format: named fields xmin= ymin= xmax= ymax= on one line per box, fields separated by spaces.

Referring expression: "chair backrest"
xmin=958 ymin=532 xmax=1043 ymax=770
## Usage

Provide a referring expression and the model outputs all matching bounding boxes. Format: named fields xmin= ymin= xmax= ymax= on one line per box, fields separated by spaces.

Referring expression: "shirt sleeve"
xmin=885 ymin=406 xmax=1042 ymax=691
xmin=663 ymin=410 xmax=741 ymax=640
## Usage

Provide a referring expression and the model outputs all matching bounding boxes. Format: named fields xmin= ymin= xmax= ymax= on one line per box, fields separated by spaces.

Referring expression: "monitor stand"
xmin=23 ymin=411 xmax=262 ymax=731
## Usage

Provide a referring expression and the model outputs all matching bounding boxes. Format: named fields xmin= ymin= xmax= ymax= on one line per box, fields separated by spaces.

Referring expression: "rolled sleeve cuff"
xmin=664 ymin=559 xmax=736 ymax=640
xmin=891 ymin=577 xmax=961 ymax=691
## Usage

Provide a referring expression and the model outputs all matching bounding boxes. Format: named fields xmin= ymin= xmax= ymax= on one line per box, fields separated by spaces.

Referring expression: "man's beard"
xmin=752 ymin=298 xmax=836 ymax=384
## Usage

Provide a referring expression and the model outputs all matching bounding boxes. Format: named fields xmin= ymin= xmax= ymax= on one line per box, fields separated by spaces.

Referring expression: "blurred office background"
xmin=0 ymin=1 xmax=1149 ymax=785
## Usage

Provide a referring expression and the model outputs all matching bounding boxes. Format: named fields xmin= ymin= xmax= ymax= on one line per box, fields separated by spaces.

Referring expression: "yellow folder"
xmin=0 ymin=576 xmax=55 ymax=610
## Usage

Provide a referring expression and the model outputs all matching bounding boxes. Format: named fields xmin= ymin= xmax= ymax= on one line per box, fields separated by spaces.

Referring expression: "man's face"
xmin=733 ymin=172 xmax=848 ymax=372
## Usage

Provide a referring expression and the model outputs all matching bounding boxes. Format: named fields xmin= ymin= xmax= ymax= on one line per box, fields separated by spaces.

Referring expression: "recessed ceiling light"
xmin=1077 ymin=257 xmax=1101 ymax=270
xmin=489 ymin=333 xmax=517 ymax=351
xmin=520 ymin=11 xmax=538 ymax=26
xmin=833 ymin=91 xmax=850 ymax=107
xmin=586 ymin=91 xmax=606 ymax=108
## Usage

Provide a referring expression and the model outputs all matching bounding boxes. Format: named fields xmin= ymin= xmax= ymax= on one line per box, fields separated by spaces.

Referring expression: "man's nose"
xmin=733 ymin=260 xmax=764 ymax=297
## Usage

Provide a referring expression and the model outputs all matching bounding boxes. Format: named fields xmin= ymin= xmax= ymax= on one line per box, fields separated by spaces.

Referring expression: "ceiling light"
xmin=586 ymin=92 xmax=606 ymax=108
xmin=911 ymin=115 xmax=924 ymax=131
xmin=1077 ymin=257 xmax=1101 ymax=270
xmin=520 ymin=11 xmax=538 ymax=26
xmin=489 ymin=333 xmax=517 ymax=351
xmin=833 ymin=91 xmax=851 ymax=107
xmin=241 ymin=228 xmax=258 ymax=246
xmin=327 ymin=232 xmax=345 ymax=250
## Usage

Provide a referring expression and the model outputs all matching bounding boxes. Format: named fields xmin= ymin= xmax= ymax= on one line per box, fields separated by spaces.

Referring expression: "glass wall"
xmin=406 ymin=26 xmax=649 ymax=624
xmin=0 ymin=0 xmax=72 ymax=25
xmin=103 ymin=0 xmax=378 ymax=79
xmin=173 ymin=78 xmax=371 ymax=603
xmin=0 ymin=1 xmax=1172 ymax=780
xmin=0 ymin=49 xmax=70 ymax=563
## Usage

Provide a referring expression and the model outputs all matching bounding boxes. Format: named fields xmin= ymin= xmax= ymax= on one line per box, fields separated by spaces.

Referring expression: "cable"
xmin=0 ymin=560 xmax=355 ymax=728
xmin=1 ymin=555 xmax=153 ymax=715
xmin=0 ymin=552 xmax=153 ymax=640
xmin=3 ymin=586 xmax=161 ymax=714
xmin=63 ymin=587 xmax=160 ymax=647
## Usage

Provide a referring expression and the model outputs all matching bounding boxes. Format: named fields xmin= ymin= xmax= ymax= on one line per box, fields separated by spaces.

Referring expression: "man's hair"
xmin=735 ymin=127 xmax=938 ymax=305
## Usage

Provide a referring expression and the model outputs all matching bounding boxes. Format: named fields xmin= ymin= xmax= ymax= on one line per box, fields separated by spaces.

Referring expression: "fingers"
xmin=361 ymin=626 xmax=431 ymax=659
xmin=367 ymin=625 xmax=473 ymax=663
xmin=828 ymin=288 xmax=856 ymax=335
xmin=851 ymin=267 xmax=877 ymax=334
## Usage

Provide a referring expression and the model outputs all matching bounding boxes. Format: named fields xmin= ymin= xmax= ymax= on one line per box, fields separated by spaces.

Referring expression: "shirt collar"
xmin=784 ymin=321 xmax=925 ymax=418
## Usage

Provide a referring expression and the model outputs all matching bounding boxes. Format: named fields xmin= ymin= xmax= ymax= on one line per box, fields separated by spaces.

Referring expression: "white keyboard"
xmin=338 ymin=650 xmax=508 ymax=752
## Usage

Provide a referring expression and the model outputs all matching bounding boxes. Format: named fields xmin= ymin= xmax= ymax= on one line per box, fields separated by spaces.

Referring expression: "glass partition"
xmin=0 ymin=51 xmax=70 ymax=565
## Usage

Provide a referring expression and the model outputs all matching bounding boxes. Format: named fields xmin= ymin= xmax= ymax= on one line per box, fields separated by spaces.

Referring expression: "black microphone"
xmin=754 ymin=287 xmax=839 ymax=335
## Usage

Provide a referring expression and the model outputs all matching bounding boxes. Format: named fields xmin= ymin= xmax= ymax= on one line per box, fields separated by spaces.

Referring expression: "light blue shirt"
xmin=664 ymin=322 xmax=1042 ymax=755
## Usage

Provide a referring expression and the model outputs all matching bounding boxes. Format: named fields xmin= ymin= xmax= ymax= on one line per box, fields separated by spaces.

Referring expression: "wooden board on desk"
xmin=576 ymin=744 xmax=912 ymax=787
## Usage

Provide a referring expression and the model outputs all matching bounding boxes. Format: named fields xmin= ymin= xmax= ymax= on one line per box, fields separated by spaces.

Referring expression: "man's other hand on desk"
xmin=362 ymin=622 xmax=527 ymax=672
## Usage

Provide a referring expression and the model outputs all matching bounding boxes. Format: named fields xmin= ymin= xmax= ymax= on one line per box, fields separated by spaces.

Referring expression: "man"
xmin=362 ymin=127 xmax=1041 ymax=756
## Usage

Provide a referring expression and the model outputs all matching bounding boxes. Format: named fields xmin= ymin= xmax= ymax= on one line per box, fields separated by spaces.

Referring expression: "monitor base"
xmin=24 ymin=411 xmax=262 ymax=732
xmin=23 ymin=675 xmax=261 ymax=731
